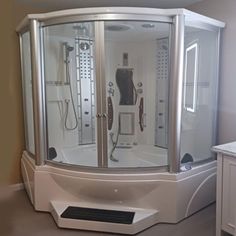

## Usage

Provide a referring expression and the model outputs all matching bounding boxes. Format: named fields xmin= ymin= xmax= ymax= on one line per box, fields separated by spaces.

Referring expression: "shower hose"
xmin=64 ymin=60 xmax=78 ymax=131
xmin=109 ymin=113 xmax=120 ymax=162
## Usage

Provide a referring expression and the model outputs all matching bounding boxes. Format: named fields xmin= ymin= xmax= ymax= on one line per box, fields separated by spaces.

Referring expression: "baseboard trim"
xmin=9 ymin=183 xmax=24 ymax=191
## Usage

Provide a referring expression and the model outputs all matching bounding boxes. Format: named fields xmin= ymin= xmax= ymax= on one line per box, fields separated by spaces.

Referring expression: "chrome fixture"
xmin=79 ymin=42 xmax=90 ymax=50
xmin=142 ymin=23 xmax=155 ymax=28
xmin=63 ymin=42 xmax=78 ymax=131
xmin=63 ymin=42 xmax=74 ymax=64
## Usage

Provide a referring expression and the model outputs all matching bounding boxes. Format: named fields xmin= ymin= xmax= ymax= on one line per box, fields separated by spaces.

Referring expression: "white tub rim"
xmin=23 ymin=150 xmax=216 ymax=182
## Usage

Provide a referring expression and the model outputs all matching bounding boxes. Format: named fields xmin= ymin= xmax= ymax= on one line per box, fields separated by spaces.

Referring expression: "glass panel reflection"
xmin=181 ymin=26 xmax=218 ymax=165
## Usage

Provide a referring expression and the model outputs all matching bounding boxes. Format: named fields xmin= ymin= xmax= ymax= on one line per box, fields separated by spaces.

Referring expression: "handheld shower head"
xmin=63 ymin=42 xmax=74 ymax=63
xmin=63 ymin=42 xmax=74 ymax=54
xmin=66 ymin=45 xmax=74 ymax=52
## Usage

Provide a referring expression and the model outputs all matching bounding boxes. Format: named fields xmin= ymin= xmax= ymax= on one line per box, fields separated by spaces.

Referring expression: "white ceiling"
xmin=17 ymin=0 xmax=203 ymax=10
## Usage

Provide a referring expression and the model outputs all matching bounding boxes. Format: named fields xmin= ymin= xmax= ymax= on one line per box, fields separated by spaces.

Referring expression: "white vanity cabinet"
xmin=213 ymin=142 xmax=236 ymax=236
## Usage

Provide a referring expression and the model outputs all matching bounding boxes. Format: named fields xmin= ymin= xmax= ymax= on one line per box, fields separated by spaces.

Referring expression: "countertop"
xmin=212 ymin=141 xmax=236 ymax=157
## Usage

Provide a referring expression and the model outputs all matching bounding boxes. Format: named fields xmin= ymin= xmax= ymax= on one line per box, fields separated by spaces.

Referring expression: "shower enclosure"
xmin=18 ymin=8 xmax=224 ymax=234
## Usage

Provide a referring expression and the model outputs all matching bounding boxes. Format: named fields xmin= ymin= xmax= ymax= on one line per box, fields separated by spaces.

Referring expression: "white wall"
xmin=188 ymin=0 xmax=236 ymax=144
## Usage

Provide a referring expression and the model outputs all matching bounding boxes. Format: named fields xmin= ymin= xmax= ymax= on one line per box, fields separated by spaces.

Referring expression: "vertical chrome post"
xmin=95 ymin=21 xmax=108 ymax=167
xmin=30 ymin=19 xmax=47 ymax=165
xmin=213 ymin=29 xmax=222 ymax=146
xmin=19 ymin=34 xmax=30 ymax=152
xmin=168 ymin=14 xmax=185 ymax=173
xmin=100 ymin=21 xmax=108 ymax=168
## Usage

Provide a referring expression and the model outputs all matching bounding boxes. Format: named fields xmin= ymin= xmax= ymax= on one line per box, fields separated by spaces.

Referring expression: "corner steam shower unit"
xmin=17 ymin=7 xmax=224 ymax=235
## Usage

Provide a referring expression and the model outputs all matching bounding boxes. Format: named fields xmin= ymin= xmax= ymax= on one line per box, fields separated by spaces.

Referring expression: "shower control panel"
xmin=155 ymin=38 xmax=169 ymax=148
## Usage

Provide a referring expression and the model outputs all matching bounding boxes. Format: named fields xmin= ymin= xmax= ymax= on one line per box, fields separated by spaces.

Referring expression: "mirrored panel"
xmin=180 ymin=26 xmax=218 ymax=166
xmin=21 ymin=31 xmax=35 ymax=155
xmin=104 ymin=21 xmax=170 ymax=168
xmin=43 ymin=22 xmax=98 ymax=167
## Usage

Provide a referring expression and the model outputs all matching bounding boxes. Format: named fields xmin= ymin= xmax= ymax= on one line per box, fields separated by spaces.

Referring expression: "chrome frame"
xmin=185 ymin=20 xmax=220 ymax=32
xmin=30 ymin=19 xmax=47 ymax=165
xmin=19 ymin=34 xmax=31 ymax=154
xmin=94 ymin=21 xmax=107 ymax=167
xmin=42 ymin=14 xmax=172 ymax=27
xmin=168 ymin=15 xmax=185 ymax=173
xmin=98 ymin=21 xmax=109 ymax=168
xmin=18 ymin=25 xmax=30 ymax=35
xmin=40 ymin=24 xmax=49 ymax=162
xmin=213 ymin=29 xmax=222 ymax=147
xmin=46 ymin=159 xmax=169 ymax=173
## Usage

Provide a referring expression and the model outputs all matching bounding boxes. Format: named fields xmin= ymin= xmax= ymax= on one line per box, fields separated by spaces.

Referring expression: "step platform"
xmin=50 ymin=201 xmax=159 ymax=234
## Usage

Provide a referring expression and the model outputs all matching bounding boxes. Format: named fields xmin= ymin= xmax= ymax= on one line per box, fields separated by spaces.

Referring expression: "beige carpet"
xmin=0 ymin=190 xmax=218 ymax=236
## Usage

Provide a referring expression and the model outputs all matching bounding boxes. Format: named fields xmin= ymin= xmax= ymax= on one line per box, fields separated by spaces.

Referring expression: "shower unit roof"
xmin=16 ymin=7 xmax=225 ymax=32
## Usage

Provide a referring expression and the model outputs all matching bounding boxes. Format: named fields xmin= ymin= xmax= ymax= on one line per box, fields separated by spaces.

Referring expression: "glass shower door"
xmin=43 ymin=22 xmax=99 ymax=167
xmin=104 ymin=21 xmax=170 ymax=168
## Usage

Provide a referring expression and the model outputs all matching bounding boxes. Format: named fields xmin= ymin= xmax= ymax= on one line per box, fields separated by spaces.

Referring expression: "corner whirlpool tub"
xmin=22 ymin=152 xmax=216 ymax=234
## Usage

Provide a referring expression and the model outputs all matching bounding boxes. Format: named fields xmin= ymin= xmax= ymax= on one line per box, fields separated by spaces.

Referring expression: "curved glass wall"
xmin=42 ymin=20 xmax=170 ymax=168
xmin=43 ymin=22 xmax=98 ymax=166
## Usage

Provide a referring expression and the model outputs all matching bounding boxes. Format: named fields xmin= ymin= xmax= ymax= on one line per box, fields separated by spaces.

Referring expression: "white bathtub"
xmin=55 ymin=144 xmax=168 ymax=168
xmin=21 ymin=151 xmax=216 ymax=234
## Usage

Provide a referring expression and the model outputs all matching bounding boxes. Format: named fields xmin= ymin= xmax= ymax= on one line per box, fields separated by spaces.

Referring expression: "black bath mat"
xmin=61 ymin=206 xmax=135 ymax=224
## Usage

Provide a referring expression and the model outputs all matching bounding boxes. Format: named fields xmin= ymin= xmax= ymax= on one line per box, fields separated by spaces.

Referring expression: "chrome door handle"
xmin=96 ymin=113 xmax=102 ymax=118
xmin=96 ymin=113 xmax=107 ymax=118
